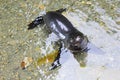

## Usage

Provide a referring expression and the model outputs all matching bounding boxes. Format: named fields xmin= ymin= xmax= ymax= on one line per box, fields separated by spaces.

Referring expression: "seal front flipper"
xmin=28 ymin=16 xmax=44 ymax=30
xmin=49 ymin=42 xmax=63 ymax=70
xmin=50 ymin=60 xmax=61 ymax=70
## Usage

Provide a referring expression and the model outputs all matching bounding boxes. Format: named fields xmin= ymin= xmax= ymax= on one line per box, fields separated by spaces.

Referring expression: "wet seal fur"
xmin=28 ymin=8 xmax=89 ymax=70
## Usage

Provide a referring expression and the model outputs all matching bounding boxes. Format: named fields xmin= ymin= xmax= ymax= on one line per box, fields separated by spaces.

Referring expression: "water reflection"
xmin=73 ymin=51 xmax=87 ymax=67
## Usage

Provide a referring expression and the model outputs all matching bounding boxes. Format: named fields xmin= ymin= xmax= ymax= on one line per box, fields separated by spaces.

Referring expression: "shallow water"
xmin=0 ymin=0 xmax=120 ymax=80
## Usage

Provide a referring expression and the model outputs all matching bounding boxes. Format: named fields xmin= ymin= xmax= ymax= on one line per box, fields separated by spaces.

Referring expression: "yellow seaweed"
xmin=37 ymin=50 xmax=59 ymax=66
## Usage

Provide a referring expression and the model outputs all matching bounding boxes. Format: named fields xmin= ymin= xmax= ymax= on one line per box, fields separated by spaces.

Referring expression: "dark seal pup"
xmin=28 ymin=8 xmax=89 ymax=70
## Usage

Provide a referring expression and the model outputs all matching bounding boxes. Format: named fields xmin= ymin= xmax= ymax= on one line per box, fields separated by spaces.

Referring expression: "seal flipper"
xmin=49 ymin=43 xmax=63 ymax=70
xmin=28 ymin=16 xmax=44 ymax=30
